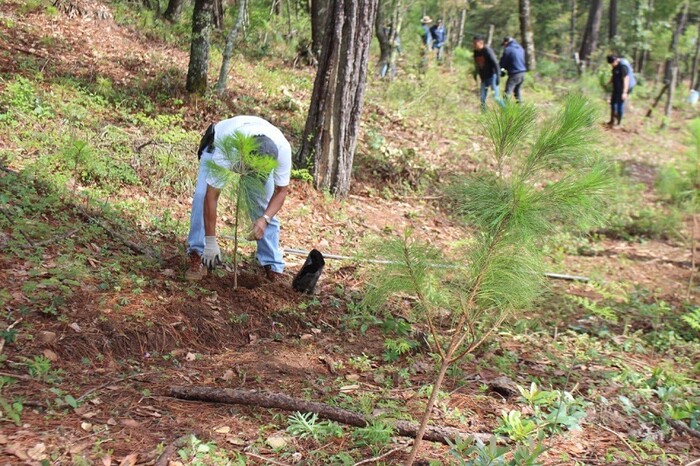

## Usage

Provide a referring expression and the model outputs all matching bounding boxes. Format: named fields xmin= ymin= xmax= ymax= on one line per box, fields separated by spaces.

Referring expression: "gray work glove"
xmin=202 ymin=236 xmax=222 ymax=270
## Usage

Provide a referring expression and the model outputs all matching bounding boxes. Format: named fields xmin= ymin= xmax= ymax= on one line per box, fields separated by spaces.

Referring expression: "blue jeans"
xmin=480 ymin=74 xmax=504 ymax=111
xmin=187 ymin=152 xmax=285 ymax=272
xmin=611 ymin=95 xmax=625 ymax=120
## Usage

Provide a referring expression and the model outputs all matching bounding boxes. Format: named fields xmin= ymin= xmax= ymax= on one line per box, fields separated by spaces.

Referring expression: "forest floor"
xmin=0 ymin=1 xmax=698 ymax=465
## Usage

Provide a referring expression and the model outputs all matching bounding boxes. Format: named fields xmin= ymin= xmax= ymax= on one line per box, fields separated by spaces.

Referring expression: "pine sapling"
xmin=364 ymin=96 xmax=611 ymax=464
xmin=206 ymin=132 xmax=278 ymax=289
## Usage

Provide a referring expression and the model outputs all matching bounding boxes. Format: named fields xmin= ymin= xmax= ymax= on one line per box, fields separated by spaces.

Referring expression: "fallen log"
xmin=169 ymin=386 xmax=493 ymax=445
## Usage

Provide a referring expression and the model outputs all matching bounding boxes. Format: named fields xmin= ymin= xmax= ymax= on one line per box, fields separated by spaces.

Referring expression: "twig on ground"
xmin=685 ymin=459 xmax=700 ymax=466
xmin=0 ymin=318 xmax=22 ymax=355
xmin=19 ymin=228 xmax=80 ymax=249
xmin=0 ymin=208 xmax=34 ymax=246
xmin=352 ymin=442 xmax=412 ymax=466
xmin=154 ymin=434 xmax=192 ymax=466
xmin=134 ymin=139 xmax=156 ymax=153
xmin=77 ymin=208 xmax=157 ymax=259
xmin=0 ymin=371 xmax=33 ymax=381
xmin=77 ymin=371 xmax=156 ymax=402
xmin=596 ymin=423 xmax=643 ymax=463
xmin=244 ymin=452 xmax=293 ymax=466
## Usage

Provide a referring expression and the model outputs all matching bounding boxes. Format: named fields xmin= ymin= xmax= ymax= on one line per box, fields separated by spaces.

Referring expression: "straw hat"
xmin=421 ymin=15 xmax=432 ymax=24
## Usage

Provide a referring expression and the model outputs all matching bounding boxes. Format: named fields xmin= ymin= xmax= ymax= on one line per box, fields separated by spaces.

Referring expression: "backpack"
xmin=620 ymin=58 xmax=637 ymax=90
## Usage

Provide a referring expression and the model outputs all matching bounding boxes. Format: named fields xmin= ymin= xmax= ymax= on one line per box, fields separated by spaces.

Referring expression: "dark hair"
xmin=253 ymin=135 xmax=278 ymax=158
xmin=473 ymin=34 xmax=484 ymax=41
xmin=607 ymin=54 xmax=617 ymax=64
xmin=502 ymin=35 xmax=512 ymax=44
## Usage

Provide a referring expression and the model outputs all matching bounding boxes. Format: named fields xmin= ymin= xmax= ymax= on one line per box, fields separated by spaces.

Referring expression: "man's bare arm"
xmin=204 ymin=185 xmax=221 ymax=236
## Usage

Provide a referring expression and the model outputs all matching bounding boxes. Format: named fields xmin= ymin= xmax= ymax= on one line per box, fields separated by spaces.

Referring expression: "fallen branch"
xmin=77 ymin=371 xmax=156 ymax=402
xmin=19 ymin=228 xmax=80 ymax=249
xmin=648 ymin=405 xmax=700 ymax=440
xmin=244 ymin=452 xmax=292 ymax=466
xmin=596 ymin=423 xmax=643 ymax=463
xmin=155 ymin=434 xmax=192 ymax=466
xmin=76 ymin=209 xmax=157 ymax=260
xmin=0 ymin=208 xmax=34 ymax=247
xmin=169 ymin=386 xmax=492 ymax=445
xmin=353 ymin=441 xmax=411 ymax=465
xmin=0 ymin=371 xmax=33 ymax=382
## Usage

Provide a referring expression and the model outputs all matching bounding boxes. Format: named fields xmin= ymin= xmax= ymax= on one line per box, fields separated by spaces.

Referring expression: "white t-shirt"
xmin=206 ymin=115 xmax=292 ymax=189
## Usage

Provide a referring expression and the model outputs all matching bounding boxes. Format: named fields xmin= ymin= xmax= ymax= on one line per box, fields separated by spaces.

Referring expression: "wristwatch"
xmin=263 ymin=214 xmax=272 ymax=224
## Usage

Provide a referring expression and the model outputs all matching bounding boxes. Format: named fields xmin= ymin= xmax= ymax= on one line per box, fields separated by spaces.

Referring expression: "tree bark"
xmin=457 ymin=9 xmax=466 ymax=49
xmin=609 ymin=0 xmax=617 ymax=42
xmin=216 ymin=0 xmax=247 ymax=94
xmin=163 ymin=0 xmax=184 ymax=22
xmin=569 ymin=0 xmax=576 ymax=55
xmin=639 ymin=0 xmax=654 ymax=71
xmin=691 ymin=21 xmax=700 ymax=90
xmin=310 ymin=0 xmax=331 ymax=60
xmin=168 ymin=386 xmax=492 ymax=444
xmin=578 ymin=0 xmax=603 ymax=64
xmin=665 ymin=1 xmax=689 ymax=84
xmin=518 ymin=0 xmax=536 ymax=70
xmin=186 ymin=0 xmax=215 ymax=95
xmin=296 ymin=0 xmax=378 ymax=198
xmin=375 ymin=0 xmax=391 ymax=74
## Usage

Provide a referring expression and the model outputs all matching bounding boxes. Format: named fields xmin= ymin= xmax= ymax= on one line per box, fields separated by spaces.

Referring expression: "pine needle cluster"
xmin=363 ymin=95 xmax=612 ymax=464
xmin=206 ymin=132 xmax=279 ymax=288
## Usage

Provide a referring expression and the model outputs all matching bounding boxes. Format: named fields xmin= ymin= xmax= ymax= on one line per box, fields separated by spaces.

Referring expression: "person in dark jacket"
xmin=430 ymin=19 xmax=447 ymax=62
xmin=607 ymin=54 xmax=630 ymax=127
xmin=473 ymin=34 xmax=504 ymax=111
xmin=499 ymin=36 xmax=527 ymax=103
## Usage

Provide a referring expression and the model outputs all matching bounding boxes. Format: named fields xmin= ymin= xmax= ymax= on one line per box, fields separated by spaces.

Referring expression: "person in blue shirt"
xmin=420 ymin=16 xmax=433 ymax=49
xmin=499 ymin=36 xmax=527 ymax=103
xmin=430 ymin=19 xmax=446 ymax=62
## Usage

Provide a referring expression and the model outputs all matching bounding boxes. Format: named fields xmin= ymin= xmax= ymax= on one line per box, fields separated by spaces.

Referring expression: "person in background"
xmin=607 ymin=54 xmax=631 ymax=128
xmin=499 ymin=35 xmax=527 ymax=103
xmin=420 ymin=16 xmax=433 ymax=50
xmin=430 ymin=18 xmax=447 ymax=62
xmin=185 ymin=116 xmax=291 ymax=282
xmin=472 ymin=34 xmax=504 ymax=112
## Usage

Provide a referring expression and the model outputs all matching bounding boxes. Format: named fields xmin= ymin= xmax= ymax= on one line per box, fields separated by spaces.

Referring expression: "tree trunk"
xmin=457 ymin=9 xmax=466 ymax=49
xmin=518 ymin=0 xmax=536 ymax=70
xmin=168 ymin=386 xmax=491 ymax=444
xmin=663 ymin=66 xmax=678 ymax=128
xmin=691 ymin=21 xmax=700 ymax=90
xmin=296 ymin=0 xmax=378 ymax=198
xmin=639 ymin=0 xmax=654 ymax=71
xmin=486 ymin=23 xmax=494 ymax=47
xmin=609 ymin=0 xmax=617 ymax=42
xmin=578 ymin=0 xmax=603 ymax=64
xmin=216 ymin=0 xmax=247 ymax=94
xmin=665 ymin=1 xmax=689 ymax=84
xmin=186 ymin=0 xmax=215 ymax=95
xmin=310 ymin=0 xmax=331 ymax=60
xmin=569 ymin=0 xmax=576 ymax=55
xmin=375 ymin=0 xmax=391 ymax=74
xmin=163 ymin=0 xmax=183 ymax=22
xmin=212 ymin=0 xmax=224 ymax=29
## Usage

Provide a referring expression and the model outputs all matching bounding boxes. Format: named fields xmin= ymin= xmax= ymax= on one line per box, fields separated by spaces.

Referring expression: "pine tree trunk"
xmin=639 ymin=0 xmax=654 ymax=71
xmin=186 ymin=0 xmax=215 ymax=95
xmin=579 ymin=0 xmax=603 ymax=64
xmin=691 ymin=21 xmax=700 ymax=90
xmin=569 ymin=0 xmax=576 ymax=54
xmin=216 ymin=0 xmax=247 ymax=94
xmin=519 ymin=0 xmax=536 ymax=70
xmin=457 ymin=9 xmax=466 ymax=49
xmin=665 ymin=1 xmax=689 ymax=85
xmin=609 ymin=0 xmax=617 ymax=42
xmin=296 ymin=0 xmax=378 ymax=198
xmin=375 ymin=0 xmax=391 ymax=74
xmin=163 ymin=0 xmax=183 ymax=22
xmin=310 ymin=0 xmax=331 ymax=60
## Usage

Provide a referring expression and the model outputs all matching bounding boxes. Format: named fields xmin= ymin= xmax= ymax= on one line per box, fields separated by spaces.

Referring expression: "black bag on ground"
xmin=292 ymin=249 xmax=325 ymax=294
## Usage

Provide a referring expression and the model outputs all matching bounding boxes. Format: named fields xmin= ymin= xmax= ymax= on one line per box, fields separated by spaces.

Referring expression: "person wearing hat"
xmin=185 ymin=115 xmax=292 ymax=282
xmin=472 ymin=34 xmax=504 ymax=112
xmin=420 ymin=16 xmax=433 ymax=49
xmin=606 ymin=54 xmax=630 ymax=127
xmin=499 ymin=35 xmax=527 ymax=103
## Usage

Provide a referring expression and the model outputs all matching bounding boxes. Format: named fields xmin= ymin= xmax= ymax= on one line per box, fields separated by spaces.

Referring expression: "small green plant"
xmin=448 ymin=435 xmax=547 ymax=466
xmin=351 ymin=421 xmax=393 ymax=449
xmin=0 ymin=377 xmax=23 ymax=426
xmin=495 ymin=411 xmax=539 ymax=441
xmin=207 ymin=132 xmax=279 ymax=289
xmin=26 ymin=355 xmax=52 ymax=380
xmin=286 ymin=412 xmax=343 ymax=441
xmin=176 ymin=435 xmax=245 ymax=465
